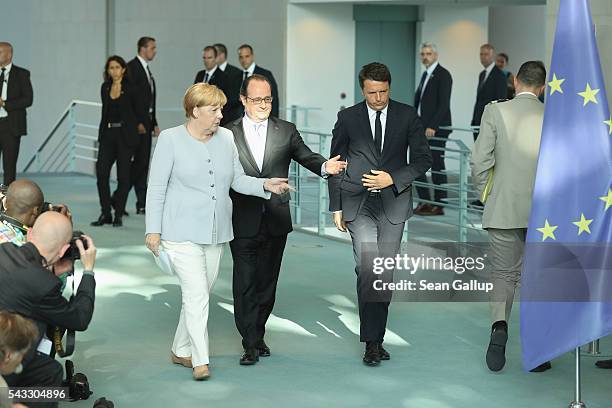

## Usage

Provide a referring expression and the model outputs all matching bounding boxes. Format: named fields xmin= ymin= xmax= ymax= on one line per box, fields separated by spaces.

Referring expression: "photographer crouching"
xmin=0 ymin=211 xmax=96 ymax=408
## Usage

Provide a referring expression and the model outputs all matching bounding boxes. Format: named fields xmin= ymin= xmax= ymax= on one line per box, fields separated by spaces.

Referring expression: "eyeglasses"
xmin=246 ymin=96 xmax=273 ymax=105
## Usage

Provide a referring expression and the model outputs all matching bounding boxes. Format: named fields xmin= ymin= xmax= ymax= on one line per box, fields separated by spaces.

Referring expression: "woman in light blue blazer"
xmin=144 ymin=83 xmax=289 ymax=381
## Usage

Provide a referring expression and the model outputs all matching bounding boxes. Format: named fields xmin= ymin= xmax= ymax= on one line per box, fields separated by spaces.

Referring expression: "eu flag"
xmin=520 ymin=0 xmax=612 ymax=371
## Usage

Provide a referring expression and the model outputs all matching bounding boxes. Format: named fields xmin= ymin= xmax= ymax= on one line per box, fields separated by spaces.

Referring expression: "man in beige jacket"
xmin=471 ymin=61 xmax=547 ymax=373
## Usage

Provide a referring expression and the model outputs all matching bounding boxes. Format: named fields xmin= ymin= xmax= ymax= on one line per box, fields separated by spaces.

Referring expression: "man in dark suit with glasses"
xmin=229 ymin=74 xmax=346 ymax=366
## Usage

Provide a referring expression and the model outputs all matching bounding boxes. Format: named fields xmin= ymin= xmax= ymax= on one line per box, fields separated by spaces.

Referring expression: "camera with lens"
xmin=40 ymin=201 xmax=69 ymax=215
xmin=62 ymin=230 xmax=88 ymax=262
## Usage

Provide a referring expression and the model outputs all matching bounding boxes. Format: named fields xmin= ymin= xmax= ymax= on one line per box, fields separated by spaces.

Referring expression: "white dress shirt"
xmin=242 ymin=113 xmax=268 ymax=172
xmin=366 ymin=104 xmax=388 ymax=151
xmin=242 ymin=114 xmax=329 ymax=177
xmin=244 ymin=62 xmax=256 ymax=77
xmin=417 ymin=61 xmax=438 ymax=116
xmin=482 ymin=62 xmax=496 ymax=84
xmin=219 ymin=61 xmax=228 ymax=71
xmin=203 ymin=65 xmax=218 ymax=83
xmin=137 ymin=55 xmax=151 ymax=83
xmin=0 ymin=63 xmax=11 ymax=118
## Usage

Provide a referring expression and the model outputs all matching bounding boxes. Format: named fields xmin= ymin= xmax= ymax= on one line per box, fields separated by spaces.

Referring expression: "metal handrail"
xmin=24 ymin=100 xmax=323 ymax=175
xmin=23 ymin=100 xmax=102 ymax=172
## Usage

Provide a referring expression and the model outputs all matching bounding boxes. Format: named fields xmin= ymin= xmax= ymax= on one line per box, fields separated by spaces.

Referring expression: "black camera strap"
xmin=53 ymin=276 xmax=76 ymax=357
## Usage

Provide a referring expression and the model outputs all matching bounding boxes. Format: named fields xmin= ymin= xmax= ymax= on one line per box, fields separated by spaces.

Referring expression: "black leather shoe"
xmin=379 ymin=344 xmax=390 ymax=361
xmin=239 ymin=349 xmax=259 ymax=366
xmin=110 ymin=197 xmax=129 ymax=216
xmin=363 ymin=342 xmax=380 ymax=366
xmin=257 ymin=341 xmax=271 ymax=357
xmin=90 ymin=214 xmax=112 ymax=226
xmin=113 ymin=215 xmax=123 ymax=227
xmin=595 ymin=359 xmax=612 ymax=369
xmin=530 ymin=361 xmax=552 ymax=372
xmin=470 ymin=200 xmax=484 ymax=209
xmin=486 ymin=321 xmax=508 ymax=372
xmin=136 ymin=208 xmax=145 ymax=215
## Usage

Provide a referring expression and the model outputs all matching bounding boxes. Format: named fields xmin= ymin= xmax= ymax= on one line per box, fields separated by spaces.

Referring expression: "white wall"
xmin=4 ymin=0 xmax=106 ymax=173
xmin=419 ymin=5 xmax=489 ymax=151
xmin=286 ymin=3 xmax=355 ymax=135
xmin=489 ymin=6 xmax=546 ymax=75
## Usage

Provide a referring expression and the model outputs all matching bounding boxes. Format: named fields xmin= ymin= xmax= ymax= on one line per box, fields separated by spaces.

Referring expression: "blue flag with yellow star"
xmin=520 ymin=0 xmax=612 ymax=371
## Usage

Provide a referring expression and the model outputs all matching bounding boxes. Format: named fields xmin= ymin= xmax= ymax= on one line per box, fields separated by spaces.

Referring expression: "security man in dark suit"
xmin=229 ymin=74 xmax=346 ymax=365
xmin=328 ymin=62 xmax=431 ymax=366
xmin=472 ymin=43 xmax=507 ymax=141
xmin=214 ymin=43 xmax=243 ymax=125
xmin=238 ymin=44 xmax=280 ymax=118
xmin=194 ymin=45 xmax=235 ymax=126
xmin=0 ymin=42 xmax=33 ymax=185
xmin=123 ymin=36 xmax=159 ymax=215
xmin=0 ymin=212 xmax=97 ymax=408
xmin=413 ymin=42 xmax=453 ymax=216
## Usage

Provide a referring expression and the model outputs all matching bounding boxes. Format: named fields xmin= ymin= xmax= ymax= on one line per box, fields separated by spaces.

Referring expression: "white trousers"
xmin=162 ymin=239 xmax=224 ymax=366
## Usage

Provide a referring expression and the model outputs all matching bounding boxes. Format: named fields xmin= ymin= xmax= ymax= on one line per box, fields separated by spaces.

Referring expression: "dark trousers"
xmin=95 ymin=128 xmax=133 ymax=216
xmin=0 ymin=119 xmax=21 ymax=186
xmin=230 ymin=221 xmax=288 ymax=349
xmin=346 ymin=194 xmax=404 ymax=343
xmin=415 ymin=134 xmax=448 ymax=203
xmin=130 ymin=129 xmax=152 ymax=209
xmin=4 ymin=352 xmax=63 ymax=408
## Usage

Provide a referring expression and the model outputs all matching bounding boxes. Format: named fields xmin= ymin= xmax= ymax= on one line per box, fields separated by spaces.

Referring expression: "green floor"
xmin=27 ymin=174 xmax=611 ymax=408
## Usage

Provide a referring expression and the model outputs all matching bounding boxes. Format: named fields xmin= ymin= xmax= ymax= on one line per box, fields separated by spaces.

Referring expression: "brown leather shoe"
xmin=171 ymin=352 xmax=193 ymax=368
xmin=193 ymin=364 xmax=210 ymax=381
xmin=418 ymin=205 xmax=445 ymax=216
xmin=414 ymin=203 xmax=431 ymax=215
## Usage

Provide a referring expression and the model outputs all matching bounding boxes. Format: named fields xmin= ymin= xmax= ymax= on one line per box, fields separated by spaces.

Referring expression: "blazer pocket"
xmin=278 ymin=191 xmax=291 ymax=203
xmin=340 ymin=179 xmax=365 ymax=193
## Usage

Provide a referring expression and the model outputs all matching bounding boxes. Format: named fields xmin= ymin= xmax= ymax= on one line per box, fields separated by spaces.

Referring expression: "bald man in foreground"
xmin=0 ymin=212 xmax=97 ymax=408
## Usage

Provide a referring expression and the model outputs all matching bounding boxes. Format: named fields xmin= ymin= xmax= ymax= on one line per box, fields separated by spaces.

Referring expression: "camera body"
xmin=62 ymin=230 xmax=88 ymax=261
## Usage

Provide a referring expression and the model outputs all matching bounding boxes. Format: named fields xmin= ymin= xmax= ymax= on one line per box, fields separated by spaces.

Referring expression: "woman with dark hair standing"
xmin=91 ymin=55 xmax=144 ymax=227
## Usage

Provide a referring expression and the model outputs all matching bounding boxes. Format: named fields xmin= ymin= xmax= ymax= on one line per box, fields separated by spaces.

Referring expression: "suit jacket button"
xmin=209 ymin=170 xmax=213 ymax=175
xmin=210 ymin=184 xmax=214 ymax=188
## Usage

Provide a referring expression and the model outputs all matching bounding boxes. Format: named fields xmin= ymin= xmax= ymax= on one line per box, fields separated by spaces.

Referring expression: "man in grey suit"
xmin=471 ymin=61 xmax=548 ymax=373
xmin=329 ymin=63 xmax=431 ymax=366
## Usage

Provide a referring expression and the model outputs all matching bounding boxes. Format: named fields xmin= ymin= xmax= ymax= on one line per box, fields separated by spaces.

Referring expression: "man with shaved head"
xmin=0 ymin=212 xmax=97 ymax=407
xmin=0 ymin=42 xmax=33 ymax=185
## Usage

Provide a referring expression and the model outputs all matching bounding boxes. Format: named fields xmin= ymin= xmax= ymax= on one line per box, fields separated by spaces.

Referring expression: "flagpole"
xmin=568 ymin=347 xmax=586 ymax=408
xmin=587 ymin=340 xmax=600 ymax=355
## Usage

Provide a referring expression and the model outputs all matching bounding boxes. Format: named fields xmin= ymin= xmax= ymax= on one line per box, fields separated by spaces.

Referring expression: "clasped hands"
xmin=361 ymin=170 xmax=393 ymax=191
xmin=334 ymin=169 xmax=394 ymax=233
